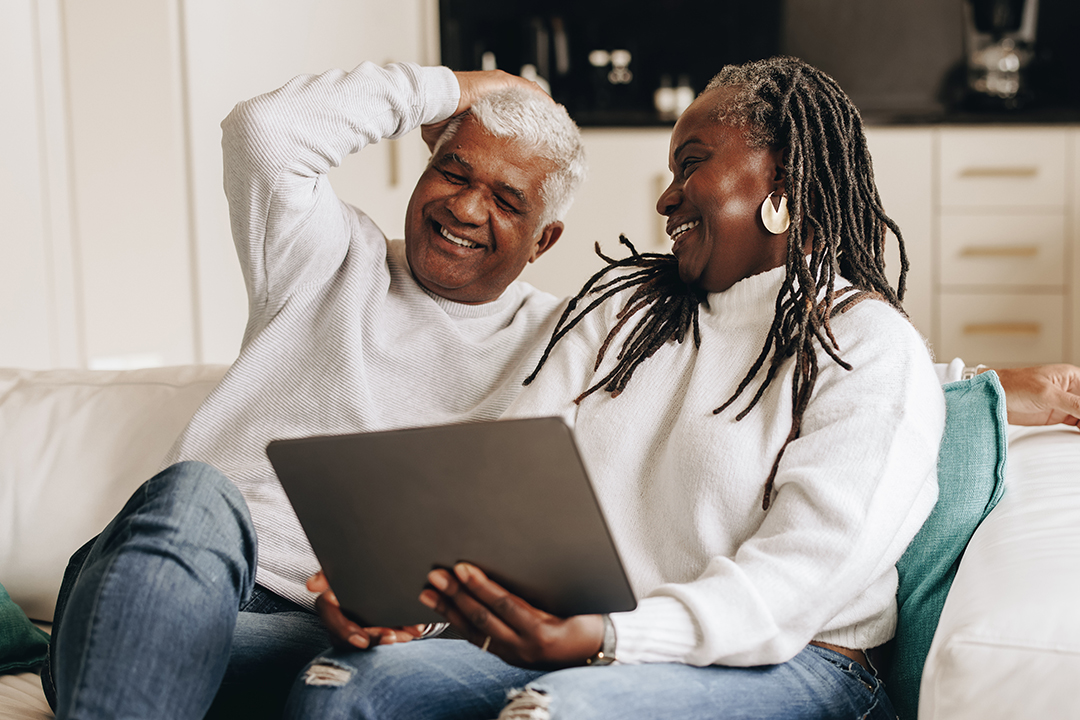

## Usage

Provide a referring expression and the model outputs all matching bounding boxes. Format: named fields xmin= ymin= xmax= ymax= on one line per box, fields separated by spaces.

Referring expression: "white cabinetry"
xmin=934 ymin=128 xmax=1072 ymax=366
xmin=864 ymin=129 xmax=934 ymax=341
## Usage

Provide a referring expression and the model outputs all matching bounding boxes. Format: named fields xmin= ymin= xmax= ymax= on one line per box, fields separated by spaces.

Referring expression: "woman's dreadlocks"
xmin=525 ymin=56 xmax=907 ymax=511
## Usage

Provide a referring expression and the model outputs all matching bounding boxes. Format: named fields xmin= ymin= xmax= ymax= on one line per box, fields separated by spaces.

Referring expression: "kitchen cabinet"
xmin=934 ymin=128 xmax=1072 ymax=366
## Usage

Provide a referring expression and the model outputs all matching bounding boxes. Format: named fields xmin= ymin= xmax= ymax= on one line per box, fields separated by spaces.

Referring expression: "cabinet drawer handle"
xmin=963 ymin=322 xmax=1041 ymax=335
xmin=958 ymin=165 xmax=1039 ymax=178
xmin=960 ymin=245 xmax=1039 ymax=258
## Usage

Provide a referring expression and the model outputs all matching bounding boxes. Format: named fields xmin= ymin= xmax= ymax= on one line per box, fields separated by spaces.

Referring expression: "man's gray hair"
xmin=432 ymin=88 xmax=586 ymax=227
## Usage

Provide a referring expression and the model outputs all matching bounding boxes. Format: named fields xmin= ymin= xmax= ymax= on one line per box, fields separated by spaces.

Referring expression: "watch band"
xmin=585 ymin=614 xmax=618 ymax=666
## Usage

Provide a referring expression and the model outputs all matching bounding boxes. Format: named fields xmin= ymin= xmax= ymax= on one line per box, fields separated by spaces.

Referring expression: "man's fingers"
xmin=1047 ymin=386 xmax=1080 ymax=424
xmin=423 ymin=70 xmax=554 ymax=156
xmin=453 ymin=70 xmax=551 ymax=115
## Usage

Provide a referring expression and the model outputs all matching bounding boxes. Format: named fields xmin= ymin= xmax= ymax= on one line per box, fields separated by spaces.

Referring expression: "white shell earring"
xmin=760 ymin=192 xmax=790 ymax=235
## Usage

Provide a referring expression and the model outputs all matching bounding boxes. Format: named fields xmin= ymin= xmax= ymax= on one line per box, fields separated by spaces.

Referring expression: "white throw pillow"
xmin=919 ymin=426 xmax=1080 ymax=719
xmin=0 ymin=365 xmax=227 ymax=621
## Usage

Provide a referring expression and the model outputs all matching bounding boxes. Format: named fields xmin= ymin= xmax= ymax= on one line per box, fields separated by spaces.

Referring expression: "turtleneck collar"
xmin=702 ymin=264 xmax=853 ymax=325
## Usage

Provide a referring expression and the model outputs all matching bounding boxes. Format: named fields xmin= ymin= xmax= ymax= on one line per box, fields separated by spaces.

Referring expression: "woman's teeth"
xmin=440 ymin=225 xmax=481 ymax=249
xmin=670 ymin=220 xmax=700 ymax=241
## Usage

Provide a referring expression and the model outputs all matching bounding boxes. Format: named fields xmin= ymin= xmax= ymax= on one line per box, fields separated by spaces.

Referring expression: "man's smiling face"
xmin=404 ymin=116 xmax=563 ymax=304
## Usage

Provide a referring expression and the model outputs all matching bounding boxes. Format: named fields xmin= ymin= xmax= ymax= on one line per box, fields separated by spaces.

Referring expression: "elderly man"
xmin=44 ymin=62 xmax=584 ymax=720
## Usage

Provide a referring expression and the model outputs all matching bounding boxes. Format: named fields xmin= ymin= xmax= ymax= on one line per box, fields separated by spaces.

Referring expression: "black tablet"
xmin=266 ymin=416 xmax=636 ymax=628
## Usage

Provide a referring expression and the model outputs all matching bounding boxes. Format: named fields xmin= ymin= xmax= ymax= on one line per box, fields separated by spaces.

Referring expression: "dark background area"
xmin=439 ymin=0 xmax=1080 ymax=126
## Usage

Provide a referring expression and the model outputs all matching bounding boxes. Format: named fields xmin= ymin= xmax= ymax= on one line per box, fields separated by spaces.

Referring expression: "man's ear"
xmin=529 ymin=221 xmax=564 ymax=263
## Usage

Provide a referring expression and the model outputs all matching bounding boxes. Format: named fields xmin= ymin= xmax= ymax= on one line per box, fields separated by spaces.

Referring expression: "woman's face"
xmin=657 ymin=87 xmax=788 ymax=294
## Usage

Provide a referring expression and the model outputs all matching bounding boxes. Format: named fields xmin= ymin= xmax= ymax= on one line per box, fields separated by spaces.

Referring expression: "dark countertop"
xmin=862 ymin=106 xmax=1080 ymax=126
xmin=574 ymin=103 xmax=1080 ymax=129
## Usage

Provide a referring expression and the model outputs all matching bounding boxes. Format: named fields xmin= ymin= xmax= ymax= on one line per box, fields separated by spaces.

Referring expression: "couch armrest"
xmin=0 ymin=365 xmax=227 ymax=622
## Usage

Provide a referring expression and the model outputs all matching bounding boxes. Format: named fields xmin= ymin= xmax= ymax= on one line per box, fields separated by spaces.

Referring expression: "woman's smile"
xmin=655 ymin=87 xmax=788 ymax=293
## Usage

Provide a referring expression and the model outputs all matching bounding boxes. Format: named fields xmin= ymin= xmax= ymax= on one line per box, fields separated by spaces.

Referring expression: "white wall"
xmin=1 ymin=0 xmax=437 ymax=369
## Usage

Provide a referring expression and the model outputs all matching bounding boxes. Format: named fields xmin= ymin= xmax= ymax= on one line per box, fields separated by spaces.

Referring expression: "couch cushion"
xmin=0 ymin=580 xmax=49 ymax=675
xmin=0 ymin=365 xmax=227 ymax=622
xmin=918 ymin=425 xmax=1080 ymax=719
xmin=885 ymin=371 xmax=1008 ymax=719
xmin=0 ymin=671 xmax=53 ymax=719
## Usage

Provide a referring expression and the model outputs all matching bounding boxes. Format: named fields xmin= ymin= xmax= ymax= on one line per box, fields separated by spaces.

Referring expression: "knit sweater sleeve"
xmin=511 ymin=292 xmax=946 ymax=667
xmin=220 ymin=62 xmax=459 ymax=324
xmin=612 ymin=304 xmax=945 ymax=666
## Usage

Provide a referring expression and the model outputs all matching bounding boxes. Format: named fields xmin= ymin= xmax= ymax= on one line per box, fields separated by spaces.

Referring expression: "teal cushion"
xmin=885 ymin=371 xmax=1008 ymax=719
xmin=0 ymin=580 xmax=50 ymax=674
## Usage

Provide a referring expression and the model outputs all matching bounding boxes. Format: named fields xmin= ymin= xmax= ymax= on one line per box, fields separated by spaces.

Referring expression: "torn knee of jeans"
xmin=498 ymin=688 xmax=551 ymax=720
xmin=302 ymin=658 xmax=356 ymax=687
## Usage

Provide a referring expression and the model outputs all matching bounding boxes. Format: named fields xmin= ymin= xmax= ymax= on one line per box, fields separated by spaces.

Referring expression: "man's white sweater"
xmin=506 ymin=265 xmax=945 ymax=667
xmin=163 ymin=63 xmax=562 ymax=608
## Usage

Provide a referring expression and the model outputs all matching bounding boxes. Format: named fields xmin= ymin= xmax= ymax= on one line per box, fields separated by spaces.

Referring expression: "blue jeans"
xmin=42 ymin=461 xmax=331 ymax=719
xmin=283 ymin=638 xmax=897 ymax=720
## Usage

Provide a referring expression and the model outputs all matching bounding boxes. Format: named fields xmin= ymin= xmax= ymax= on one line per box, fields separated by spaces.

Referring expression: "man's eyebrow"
xmin=496 ymin=182 xmax=528 ymax=207
xmin=437 ymin=152 xmax=472 ymax=172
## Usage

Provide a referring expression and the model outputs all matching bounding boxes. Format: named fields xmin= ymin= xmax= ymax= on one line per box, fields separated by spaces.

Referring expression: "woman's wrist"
xmin=585 ymin=614 xmax=618 ymax=666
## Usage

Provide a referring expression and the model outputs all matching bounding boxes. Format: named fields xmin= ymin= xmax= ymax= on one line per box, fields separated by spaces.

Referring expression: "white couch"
xmin=0 ymin=365 xmax=1078 ymax=719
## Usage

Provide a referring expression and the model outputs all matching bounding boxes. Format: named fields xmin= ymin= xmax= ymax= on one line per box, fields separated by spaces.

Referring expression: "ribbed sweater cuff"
xmin=415 ymin=64 xmax=460 ymax=125
xmin=609 ymin=596 xmax=700 ymax=665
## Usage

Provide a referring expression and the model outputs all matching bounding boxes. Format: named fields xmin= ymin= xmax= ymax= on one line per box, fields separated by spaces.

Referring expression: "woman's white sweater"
xmin=505 ymin=264 xmax=945 ymax=667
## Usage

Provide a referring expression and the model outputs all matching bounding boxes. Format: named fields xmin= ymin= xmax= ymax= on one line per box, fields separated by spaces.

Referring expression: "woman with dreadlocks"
xmin=285 ymin=56 xmax=944 ymax=720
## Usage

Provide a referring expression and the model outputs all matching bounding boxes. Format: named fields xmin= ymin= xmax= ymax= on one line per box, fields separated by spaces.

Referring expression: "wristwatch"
xmin=585 ymin=614 xmax=618 ymax=666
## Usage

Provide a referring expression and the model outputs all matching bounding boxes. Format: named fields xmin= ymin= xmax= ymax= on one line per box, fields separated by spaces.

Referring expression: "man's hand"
xmin=308 ymin=570 xmax=426 ymax=649
xmin=992 ymin=364 xmax=1080 ymax=427
xmin=419 ymin=562 xmax=604 ymax=670
xmin=421 ymin=70 xmax=554 ymax=153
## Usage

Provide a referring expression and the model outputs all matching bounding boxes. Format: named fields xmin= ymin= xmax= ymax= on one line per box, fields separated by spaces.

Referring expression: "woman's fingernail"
xmin=419 ymin=589 xmax=438 ymax=608
xmin=454 ymin=563 xmax=472 ymax=583
xmin=428 ymin=571 xmax=449 ymax=591
xmin=349 ymin=633 xmax=369 ymax=649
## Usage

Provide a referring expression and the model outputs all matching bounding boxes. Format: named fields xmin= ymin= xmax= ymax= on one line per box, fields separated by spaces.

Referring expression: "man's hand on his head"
xmin=452 ymin=69 xmax=552 ymax=114
xmin=421 ymin=70 xmax=554 ymax=153
xmin=992 ymin=364 xmax=1080 ymax=427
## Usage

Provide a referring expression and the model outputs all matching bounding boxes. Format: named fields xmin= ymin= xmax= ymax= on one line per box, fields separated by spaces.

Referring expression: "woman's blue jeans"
xmin=42 ymin=461 xmax=331 ymax=719
xmin=283 ymin=638 xmax=897 ymax=720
